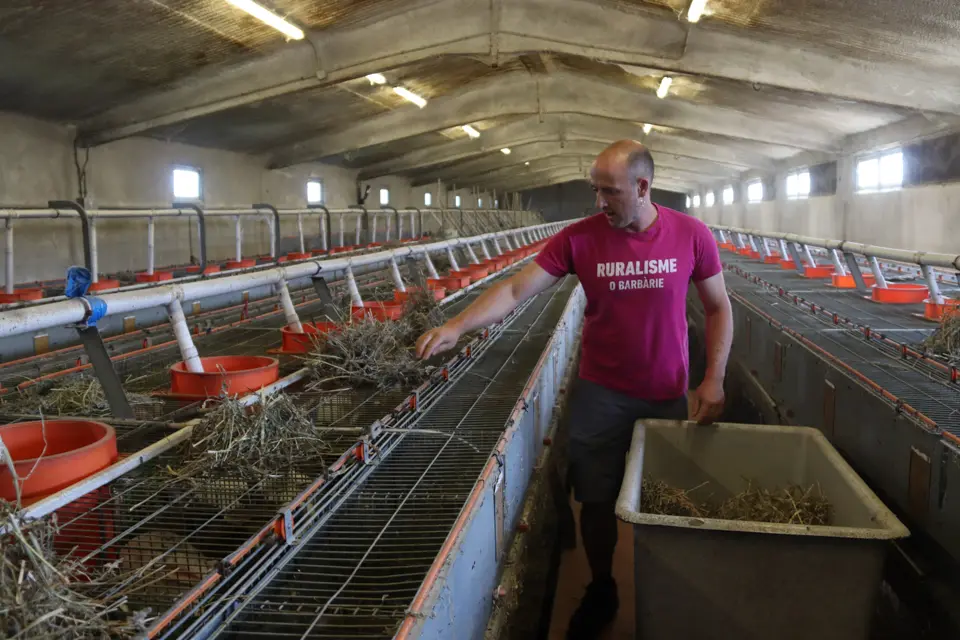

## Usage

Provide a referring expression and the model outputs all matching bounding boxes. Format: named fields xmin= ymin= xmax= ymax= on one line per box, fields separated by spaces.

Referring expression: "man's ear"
xmin=637 ymin=177 xmax=650 ymax=198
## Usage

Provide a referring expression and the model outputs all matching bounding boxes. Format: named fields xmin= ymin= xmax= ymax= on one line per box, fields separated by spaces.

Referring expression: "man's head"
xmin=590 ymin=140 xmax=656 ymax=229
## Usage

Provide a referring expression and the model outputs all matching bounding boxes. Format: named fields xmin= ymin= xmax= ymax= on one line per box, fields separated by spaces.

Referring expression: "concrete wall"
xmin=0 ymin=111 xmax=420 ymax=283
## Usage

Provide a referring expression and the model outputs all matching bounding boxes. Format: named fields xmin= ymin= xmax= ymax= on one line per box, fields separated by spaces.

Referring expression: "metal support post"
xmin=234 ymin=215 xmax=243 ymax=261
xmin=786 ymin=243 xmax=805 ymax=274
xmin=370 ymin=212 xmax=379 ymax=244
xmin=174 ymin=202 xmax=208 ymax=273
xmin=89 ymin=218 xmax=99 ymax=282
xmin=842 ymin=252 xmax=868 ymax=291
xmin=4 ymin=221 xmax=13 ymax=294
xmin=253 ymin=203 xmax=280 ymax=260
xmin=75 ymin=325 xmax=135 ymax=418
xmin=296 ymin=213 xmax=305 ymax=254
xmin=338 ymin=213 xmax=345 ymax=247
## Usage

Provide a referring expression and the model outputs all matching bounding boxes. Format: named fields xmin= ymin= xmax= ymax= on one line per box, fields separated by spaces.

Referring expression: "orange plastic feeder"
xmin=169 ymin=355 xmax=280 ymax=398
xmin=135 ymin=271 xmax=173 ymax=283
xmin=762 ymin=254 xmax=781 ymax=264
xmin=802 ymin=265 xmax=835 ymax=279
xmin=394 ymin=287 xmax=445 ymax=303
xmin=831 ymin=273 xmax=876 ymax=289
xmin=719 ymin=243 xmax=737 ymax=252
xmin=277 ymin=321 xmax=341 ymax=353
xmin=923 ymin=298 xmax=960 ymax=321
xmin=0 ymin=419 xmax=118 ymax=503
xmin=465 ymin=265 xmax=490 ymax=279
xmin=871 ymin=283 xmax=929 ymax=304
xmin=312 ymin=249 xmax=328 ymax=257
xmin=448 ymin=270 xmax=475 ymax=286
xmin=0 ymin=287 xmax=44 ymax=303
xmin=225 ymin=258 xmax=257 ymax=269
xmin=779 ymin=260 xmax=801 ymax=270
xmin=286 ymin=252 xmax=312 ymax=261
xmin=189 ymin=264 xmax=220 ymax=275
xmin=428 ymin=274 xmax=470 ymax=292
xmin=88 ymin=279 xmax=120 ymax=292
xmin=329 ymin=246 xmax=352 ymax=255
xmin=352 ymin=300 xmax=404 ymax=322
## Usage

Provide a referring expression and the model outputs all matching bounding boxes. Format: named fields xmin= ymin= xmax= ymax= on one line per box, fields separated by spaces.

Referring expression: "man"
xmin=416 ymin=140 xmax=733 ymax=639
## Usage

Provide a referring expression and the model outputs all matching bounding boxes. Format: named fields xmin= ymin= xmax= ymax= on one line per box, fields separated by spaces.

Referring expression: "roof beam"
xmin=77 ymin=0 xmax=959 ymax=146
xmin=271 ymin=70 xmax=839 ymax=167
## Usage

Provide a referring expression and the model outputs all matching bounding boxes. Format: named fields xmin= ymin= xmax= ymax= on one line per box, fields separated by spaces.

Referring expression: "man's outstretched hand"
xmin=415 ymin=324 xmax=463 ymax=360
xmin=690 ymin=378 xmax=725 ymax=425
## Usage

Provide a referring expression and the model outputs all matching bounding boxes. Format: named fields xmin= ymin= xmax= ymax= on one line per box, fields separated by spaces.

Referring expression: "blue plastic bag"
xmin=65 ymin=266 xmax=107 ymax=327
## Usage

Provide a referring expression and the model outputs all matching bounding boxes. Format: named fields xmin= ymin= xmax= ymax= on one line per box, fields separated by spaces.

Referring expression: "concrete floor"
xmin=548 ymin=501 xmax=635 ymax=640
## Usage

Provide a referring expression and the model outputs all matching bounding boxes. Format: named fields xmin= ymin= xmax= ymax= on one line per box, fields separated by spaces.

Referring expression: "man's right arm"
xmin=415 ymin=262 xmax=560 ymax=359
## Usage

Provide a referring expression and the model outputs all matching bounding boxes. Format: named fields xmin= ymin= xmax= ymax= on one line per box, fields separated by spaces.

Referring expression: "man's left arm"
xmin=692 ymin=272 xmax=734 ymax=424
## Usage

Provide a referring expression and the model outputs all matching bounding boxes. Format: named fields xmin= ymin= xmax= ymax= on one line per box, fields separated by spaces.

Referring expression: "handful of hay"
xmin=2 ymin=375 xmax=154 ymax=418
xmin=0 ymin=501 xmax=148 ymax=639
xmin=641 ymin=477 xmax=832 ymax=526
xmin=922 ymin=312 xmax=960 ymax=364
xmin=166 ymin=394 xmax=332 ymax=483
xmin=305 ymin=288 xmax=445 ymax=390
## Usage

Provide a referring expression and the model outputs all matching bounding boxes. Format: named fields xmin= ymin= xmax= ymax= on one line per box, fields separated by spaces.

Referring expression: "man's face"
xmin=591 ymin=159 xmax=643 ymax=229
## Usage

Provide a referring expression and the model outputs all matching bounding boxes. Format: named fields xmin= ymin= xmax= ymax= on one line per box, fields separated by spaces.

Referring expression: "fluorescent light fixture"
xmin=225 ymin=0 xmax=304 ymax=40
xmin=500 ymin=148 xmax=511 ymax=155
xmin=643 ymin=123 xmax=653 ymax=135
xmin=365 ymin=73 xmax=386 ymax=85
xmin=524 ymin=161 xmax=530 ymax=166
xmin=393 ymin=86 xmax=427 ymax=108
xmin=462 ymin=125 xmax=480 ymax=138
xmin=657 ymin=76 xmax=673 ymax=99
xmin=687 ymin=0 xmax=708 ymax=23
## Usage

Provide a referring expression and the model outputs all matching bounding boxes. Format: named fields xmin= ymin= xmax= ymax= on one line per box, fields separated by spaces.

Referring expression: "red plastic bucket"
xmin=924 ymin=299 xmax=960 ymax=321
xmin=279 ymin=321 xmax=340 ymax=353
xmin=802 ymin=266 xmax=835 ymax=279
xmin=831 ymin=273 xmax=876 ymax=289
xmin=88 ymin=279 xmax=120 ymax=292
xmin=135 ymin=271 xmax=173 ymax=283
xmin=185 ymin=264 xmax=221 ymax=275
xmin=871 ymin=283 xmax=928 ymax=304
xmin=352 ymin=301 xmax=404 ymax=321
xmin=465 ymin=265 xmax=490 ymax=279
xmin=225 ymin=259 xmax=257 ymax=269
xmin=0 ymin=287 xmax=44 ymax=303
xmin=169 ymin=355 xmax=279 ymax=398
xmin=286 ymin=252 xmax=312 ymax=261
xmin=312 ymin=249 xmax=328 ymax=257
xmin=762 ymin=254 xmax=781 ymax=264
xmin=394 ymin=287 xmax=445 ymax=303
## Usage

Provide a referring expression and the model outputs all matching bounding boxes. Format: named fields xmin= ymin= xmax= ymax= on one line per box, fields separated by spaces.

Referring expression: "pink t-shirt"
xmin=535 ymin=205 xmax=722 ymax=400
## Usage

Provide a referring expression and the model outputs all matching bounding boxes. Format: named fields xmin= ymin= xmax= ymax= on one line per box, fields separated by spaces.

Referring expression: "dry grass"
xmin=641 ymin=477 xmax=832 ymax=526
xmin=163 ymin=394 xmax=332 ymax=484
xmin=2 ymin=376 xmax=155 ymax=418
xmin=0 ymin=501 xmax=150 ymax=639
xmin=922 ymin=312 xmax=960 ymax=363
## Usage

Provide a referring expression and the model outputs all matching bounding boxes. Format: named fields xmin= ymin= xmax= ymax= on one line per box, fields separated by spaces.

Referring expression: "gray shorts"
xmin=566 ymin=378 xmax=688 ymax=504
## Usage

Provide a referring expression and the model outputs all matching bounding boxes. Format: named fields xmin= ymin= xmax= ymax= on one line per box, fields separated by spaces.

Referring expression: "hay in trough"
xmin=922 ymin=312 xmax=960 ymax=364
xmin=2 ymin=375 xmax=154 ymax=418
xmin=165 ymin=394 xmax=332 ymax=483
xmin=640 ymin=477 xmax=832 ymax=526
xmin=0 ymin=501 xmax=149 ymax=639
xmin=715 ymin=480 xmax=832 ymax=526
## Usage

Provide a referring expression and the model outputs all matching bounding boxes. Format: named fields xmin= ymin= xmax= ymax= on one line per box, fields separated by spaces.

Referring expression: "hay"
xmin=164 ymin=394 xmax=332 ymax=484
xmin=305 ymin=290 xmax=444 ymax=390
xmin=641 ymin=477 xmax=832 ymax=526
xmin=2 ymin=376 xmax=155 ymax=418
xmin=0 ymin=501 xmax=149 ymax=639
xmin=922 ymin=313 xmax=960 ymax=363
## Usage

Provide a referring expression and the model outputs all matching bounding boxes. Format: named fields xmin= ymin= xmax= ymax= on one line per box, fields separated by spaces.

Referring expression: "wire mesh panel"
xmin=209 ymin=279 xmax=575 ymax=638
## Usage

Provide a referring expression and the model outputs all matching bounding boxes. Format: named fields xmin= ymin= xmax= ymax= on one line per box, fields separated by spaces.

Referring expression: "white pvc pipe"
xmin=779 ymin=239 xmax=790 ymax=258
xmin=319 ymin=215 xmax=328 ymax=251
xmin=398 ymin=214 xmax=404 ymax=241
xmin=371 ymin=213 xmax=379 ymax=244
xmin=146 ymin=217 xmax=156 ymax=275
xmin=803 ymin=245 xmax=817 ymax=266
xmin=747 ymin=235 xmax=758 ymax=252
xmin=354 ymin=215 xmax=362 ymax=246
xmin=276 ymin=279 xmax=303 ymax=332
xmin=167 ymin=297 xmax=203 ymax=373
xmin=338 ymin=213 xmax=345 ymax=247
xmin=922 ymin=265 xmax=943 ymax=304
xmin=345 ymin=267 xmax=364 ymax=307
xmin=466 ymin=244 xmax=480 ymax=264
xmin=869 ymin=256 xmax=888 ymax=288
xmin=425 ymin=253 xmax=439 ymax=279
xmin=446 ymin=247 xmax=460 ymax=272
xmin=89 ymin=218 xmax=99 ymax=283
xmin=492 ymin=237 xmax=503 ymax=255
xmin=480 ymin=241 xmax=492 ymax=260
xmin=830 ymin=249 xmax=846 ymax=275
xmin=410 ymin=211 xmax=417 ymax=238
xmin=390 ymin=257 xmax=406 ymax=292
xmin=266 ymin=215 xmax=277 ymax=258
xmin=385 ymin=213 xmax=392 ymax=242
xmin=297 ymin=213 xmax=305 ymax=254
xmin=4 ymin=222 xmax=13 ymax=295
xmin=235 ymin=216 xmax=243 ymax=261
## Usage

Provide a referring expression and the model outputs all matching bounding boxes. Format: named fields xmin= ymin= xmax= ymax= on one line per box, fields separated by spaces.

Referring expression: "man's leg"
xmin=579 ymin=500 xmax=618 ymax=581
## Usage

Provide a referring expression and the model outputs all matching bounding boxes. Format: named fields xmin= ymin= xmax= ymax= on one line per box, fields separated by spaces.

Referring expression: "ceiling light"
xmin=225 ymin=0 xmax=304 ymax=40
xmin=462 ymin=125 xmax=480 ymax=139
xmin=365 ymin=73 xmax=386 ymax=85
xmin=525 ymin=161 xmax=530 ymax=166
xmin=393 ymin=86 xmax=427 ymax=108
xmin=687 ymin=0 xmax=708 ymax=23
xmin=657 ymin=76 xmax=673 ymax=99
xmin=643 ymin=123 xmax=653 ymax=134
xmin=501 ymin=148 xmax=511 ymax=155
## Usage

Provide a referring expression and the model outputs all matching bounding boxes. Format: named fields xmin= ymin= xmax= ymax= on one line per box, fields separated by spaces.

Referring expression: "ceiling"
xmin=2 ymin=0 xmax=959 ymax=195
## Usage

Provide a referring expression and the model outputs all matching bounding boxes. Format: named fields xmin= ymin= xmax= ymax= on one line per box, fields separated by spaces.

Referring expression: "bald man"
xmin=416 ymin=140 xmax=733 ymax=639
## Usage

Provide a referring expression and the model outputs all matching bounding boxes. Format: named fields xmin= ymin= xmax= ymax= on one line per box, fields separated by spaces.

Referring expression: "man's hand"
xmin=416 ymin=324 xmax=463 ymax=360
xmin=691 ymin=378 xmax=725 ymax=425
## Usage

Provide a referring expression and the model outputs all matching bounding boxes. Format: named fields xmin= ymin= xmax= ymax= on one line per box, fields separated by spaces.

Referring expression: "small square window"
xmin=379 ymin=188 xmax=390 ymax=206
xmin=857 ymin=150 xmax=903 ymax=193
xmin=722 ymin=186 xmax=734 ymax=205
xmin=692 ymin=194 xmax=701 ymax=207
xmin=786 ymin=170 xmax=810 ymax=199
xmin=705 ymin=191 xmax=715 ymax=207
xmin=686 ymin=196 xmax=691 ymax=208
xmin=455 ymin=195 xmax=461 ymax=207
xmin=879 ymin=151 xmax=903 ymax=188
xmin=424 ymin=192 xmax=432 ymax=206
xmin=478 ymin=198 xmax=483 ymax=207
xmin=747 ymin=180 xmax=763 ymax=203
xmin=172 ymin=167 xmax=201 ymax=200
xmin=306 ymin=180 xmax=323 ymax=204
